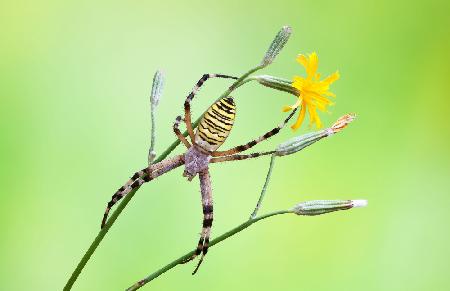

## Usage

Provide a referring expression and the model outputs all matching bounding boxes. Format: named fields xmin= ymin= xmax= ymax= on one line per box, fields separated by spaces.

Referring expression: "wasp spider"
xmin=101 ymin=73 xmax=297 ymax=274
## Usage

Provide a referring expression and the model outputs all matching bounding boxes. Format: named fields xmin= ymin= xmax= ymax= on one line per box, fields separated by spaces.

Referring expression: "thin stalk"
xmin=63 ymin=186 xmax=140 ymax=291
xmin=126 ymin=209 xmax=291 ymax=291
xmin=148 ymin=70 xmax=164 ymax=165
xmin=250 ymin=154 xmax=277 ymax=219
xmin=147 ymin=106 xmax=157 ymax=165
xmin=63 ymin=65 xmax=264 ymax=291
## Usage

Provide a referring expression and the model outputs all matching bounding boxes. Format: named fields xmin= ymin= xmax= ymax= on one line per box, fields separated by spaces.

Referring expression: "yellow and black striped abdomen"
xmin=195 ymin=97 xmax=236 ymax=151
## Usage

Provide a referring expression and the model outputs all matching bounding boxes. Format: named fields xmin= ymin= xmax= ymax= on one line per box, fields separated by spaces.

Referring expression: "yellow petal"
xmin=323 ymin=71 xmax=340 ymax=85
xmin=307 ymin=104 xmax=322 ymax=128
xmin=322 ymin=91 xmax=336 ymax=97
xmin=310 ymin=92 xmax=333 ymax=105
xmin=282 ymin=98 xmax=301 ymax=112
xmin=306 ymin=52 xmax=319 ymax=78
xmin=296 ymin=54 xmax=308 ymax=69
xmin=291 ymin=103 xmax=307 ymax=130
xmin=292 ymin=76 xmax=306 ymax=92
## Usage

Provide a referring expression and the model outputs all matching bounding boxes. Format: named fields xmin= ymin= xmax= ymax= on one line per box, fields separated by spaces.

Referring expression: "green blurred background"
xmin=1 ymin=0 xmax=449 ymax=290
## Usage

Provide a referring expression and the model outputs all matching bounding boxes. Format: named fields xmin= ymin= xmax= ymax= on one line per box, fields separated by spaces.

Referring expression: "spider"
xmin=101 ymin=73 xmax=297 ymax=274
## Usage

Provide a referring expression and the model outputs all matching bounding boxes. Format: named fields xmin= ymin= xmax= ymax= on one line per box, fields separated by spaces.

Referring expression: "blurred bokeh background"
xmin=1 ymin=0 xmax=449 ymax=290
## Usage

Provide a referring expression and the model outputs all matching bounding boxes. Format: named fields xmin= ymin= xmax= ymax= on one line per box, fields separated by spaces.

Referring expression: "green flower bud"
xmin=260 ymin=26 xmax=292 ymax=66
xmin=291 ymin=199 xmax=367 ymax=216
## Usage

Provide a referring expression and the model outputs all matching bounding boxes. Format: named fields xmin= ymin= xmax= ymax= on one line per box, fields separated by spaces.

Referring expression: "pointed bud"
xmin=150 ymin=70 xmax=165 ymax=107
xmin=291 ymin=199 xmax=368 ymax=216
xmin=275 ymin=130 xmax=327 ymax=157
xmin=148 ymin=70 xmax=165 ymax=166
xmin=260 ymin=26 xmax=292 ymax=66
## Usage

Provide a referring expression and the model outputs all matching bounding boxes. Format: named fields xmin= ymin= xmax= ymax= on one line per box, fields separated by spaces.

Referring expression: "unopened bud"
xmin=150 ymin=70 xmax=165 ymax=107
xmin=291 ymin=199 xmax=368 ymax=216
xmin=260 ymin=26 xmax=292 ymax=66
xmin=275 ymin=130 xmax=328 ymax=157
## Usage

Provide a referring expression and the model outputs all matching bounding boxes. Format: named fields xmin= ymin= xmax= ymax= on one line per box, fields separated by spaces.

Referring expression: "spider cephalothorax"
xmin=183 ymin=145 xmax=211 ymax=181
xmin=101 ymin=73 xmax=296 ymax=274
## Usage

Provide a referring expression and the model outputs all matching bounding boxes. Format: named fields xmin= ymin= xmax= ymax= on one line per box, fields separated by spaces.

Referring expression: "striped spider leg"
xmin=210 ymin=108 xmax=298 ymax=159
xmin=101 ymin=108 xmax=195 ymax=227
xmin=100 ymin=154 xmax=185 ymax=228
xmin=208 ymin=109 xmax=297 ymax=163
xmin=191 ymin=168 xmax=213 ymax=275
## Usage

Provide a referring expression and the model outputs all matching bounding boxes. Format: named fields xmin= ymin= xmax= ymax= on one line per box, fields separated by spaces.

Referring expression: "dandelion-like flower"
xmin=283 ymin=52 xmax=340 ymax=130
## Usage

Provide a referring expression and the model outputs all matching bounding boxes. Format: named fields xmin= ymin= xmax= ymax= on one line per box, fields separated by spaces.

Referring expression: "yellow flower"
xmin=283 ymin=52 xmax=340 ymax=130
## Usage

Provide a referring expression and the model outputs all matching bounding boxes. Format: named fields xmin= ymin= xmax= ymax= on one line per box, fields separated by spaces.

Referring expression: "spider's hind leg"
xmin=181 ymin=169 xmax=213 ymax=274
xmin=192 ymin=169 xmax=214 ymax=274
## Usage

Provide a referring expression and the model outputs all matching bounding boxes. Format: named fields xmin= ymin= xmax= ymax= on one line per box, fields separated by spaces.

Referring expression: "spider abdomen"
xmin=195 ymin=97 xmax=236 ymax=151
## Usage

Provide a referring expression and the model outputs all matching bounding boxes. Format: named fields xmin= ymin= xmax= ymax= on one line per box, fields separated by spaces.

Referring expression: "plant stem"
xmin=147 ymin=104 xmax=157 ymax=165
xmin=63 ymin=186 xmax=141 ymax=291
xmin=63 ymin=66 xmax=264 ymax=291
xmin=250 ymin=154 xmax=277 ymax=219
xmin=148 ymin=70 xmax=164 ymax=166
xmin=126 ymin=209 xmax=291 ymax=291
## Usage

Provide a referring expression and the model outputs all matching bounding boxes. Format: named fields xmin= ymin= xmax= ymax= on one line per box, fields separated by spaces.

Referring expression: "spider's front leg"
xmin=210 ymin=150 xmax=275 ymax=163
xmin=173 ymin=115 xmax=191 ymax=148
xmin=184 ymin=73 xmax=238 ymax=143
xmin=100 ymin=154 xmax=185 ymax=228
xmin=212 ymin=108 xmax=297 ymax=157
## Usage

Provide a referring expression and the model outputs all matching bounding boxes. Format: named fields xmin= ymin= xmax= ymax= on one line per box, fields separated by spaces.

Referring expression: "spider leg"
xmin=192 ymin=168 xmax=213 ymax=275
xmin=212 ymin=108 xmax=298 ymax=157
xmin=210 ymin=150 xmax=275 ymax=163
xmin=100 ymin=154 xmax=185 ymax=228
xmin=101 ymin=168 xmax=148 ymax=228
xmin=184 ymin=74 xmax=238 ymax=143
xmin=173 ymin=115 xmax=191 ymax=148
xmin=181 ymin=169 xmax=214 ymax=273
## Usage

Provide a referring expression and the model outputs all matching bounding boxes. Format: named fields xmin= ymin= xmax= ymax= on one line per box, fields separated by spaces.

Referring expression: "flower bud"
xmin=260 ymin=26 xmax=292 ymax=66
xmin=291 ymin=199 xmax=368 ymax=216
xmin=275 ymin=130 xmax=328 ymax=157
xmin=150 ymin=70 xmax=165 ymax=107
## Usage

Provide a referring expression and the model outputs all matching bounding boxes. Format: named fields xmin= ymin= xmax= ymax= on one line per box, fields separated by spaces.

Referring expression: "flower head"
xmin=283 ymin=52 xmax=340 ymax=130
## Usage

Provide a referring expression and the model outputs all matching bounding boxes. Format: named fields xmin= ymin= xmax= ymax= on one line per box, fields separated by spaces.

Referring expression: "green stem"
xmin=63 ymin=186 xmax=140 ymax=291
xmin=126 ymin=209 xmax=291 ymax=291
xmin=63 ymin=65 xmax=264 ymax=291
xmin=148 ymin=101 xmax=157 ymax=165
xmin=250 ymin=154 xmax=277 ymax=219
